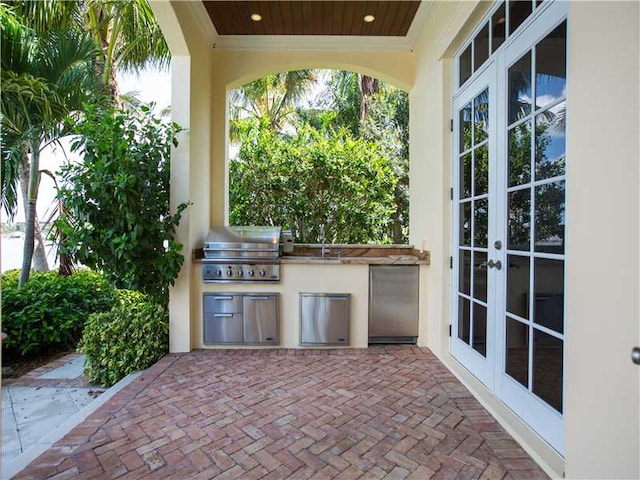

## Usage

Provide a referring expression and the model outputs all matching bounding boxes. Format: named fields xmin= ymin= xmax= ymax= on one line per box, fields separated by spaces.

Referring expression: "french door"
xmin=452 ymin=1 xmax=567 ymax=455
xmin=452 ymin=65 xmax=499 ymax=391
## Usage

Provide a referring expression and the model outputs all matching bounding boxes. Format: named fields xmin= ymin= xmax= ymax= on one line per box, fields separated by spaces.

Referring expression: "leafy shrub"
xmin=113 ymin=288 xmax=148 ymax=307
xmin=79 ymin=290 xmax=168 ymax=387
xmin=57 ymin=102 xmax=188 ymax=302
xmin=1 ymin=269 xmax=115 ymax=356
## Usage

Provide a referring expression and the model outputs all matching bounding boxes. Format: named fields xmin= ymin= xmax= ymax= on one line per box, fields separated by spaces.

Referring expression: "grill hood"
xmin=203 ymin=226 xmax=281 ymax=260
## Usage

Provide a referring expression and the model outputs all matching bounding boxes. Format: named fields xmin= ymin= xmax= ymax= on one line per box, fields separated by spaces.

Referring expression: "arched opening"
xmin=226 ymin=69 xmax=409 ymax=245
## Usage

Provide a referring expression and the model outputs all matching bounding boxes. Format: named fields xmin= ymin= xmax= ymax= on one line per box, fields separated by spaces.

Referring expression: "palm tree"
xmin=229 ymin=70 xmax=317 ymax=140
xmin=10 ymin=0 xmax=170 ymax=101
xmin=320 ymin=70 xmax=380 ymax=136
xmin=0 ymin=4 xmax=98 ymax=285
xmin=82 ymin=0 xmax=170 ymax=100
xmin=2 ymin=0 xmax=170 ymax=284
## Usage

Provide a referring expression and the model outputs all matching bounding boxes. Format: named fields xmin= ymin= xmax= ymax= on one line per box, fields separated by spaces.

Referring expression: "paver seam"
xmin=6 ymin=388 xmax=24 ymax=456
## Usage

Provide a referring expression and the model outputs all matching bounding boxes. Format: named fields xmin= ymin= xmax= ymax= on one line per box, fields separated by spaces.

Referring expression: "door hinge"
xmin=450 ymin=187 xmax=454 ymax=200
xmin=449 ymin=325 xmax=452 ymax=337
xmin=449 ymin=256 xmax=453 ymax=269
xmin=450 ymin=118 xmax=453 ymax=132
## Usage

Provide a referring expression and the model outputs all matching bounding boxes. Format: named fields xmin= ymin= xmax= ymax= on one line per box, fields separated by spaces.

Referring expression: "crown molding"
xmin=406 ymin=0 xmax=434 ymax=51
xmin=213 ymin=34 xmax=416 ymax=51
xmin=187 ymin=0 xmax=218 ymax=47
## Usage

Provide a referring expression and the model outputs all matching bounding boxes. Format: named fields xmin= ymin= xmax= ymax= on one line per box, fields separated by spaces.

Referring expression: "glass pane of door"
xmin=452 ymin=67 xmax=496 ymax=389
xmin=501 ymin=20 xmax=566 ymax=415
xmin=495 ymin=14 xmax=567 ymax=455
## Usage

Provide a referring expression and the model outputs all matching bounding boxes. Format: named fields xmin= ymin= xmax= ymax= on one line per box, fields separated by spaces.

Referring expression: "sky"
xmin=1 ymin=67 xmax=171 ymax=224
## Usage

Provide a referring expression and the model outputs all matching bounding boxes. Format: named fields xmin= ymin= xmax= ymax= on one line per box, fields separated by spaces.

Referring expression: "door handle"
xmin=632 ymin=347 xmax=640 ymax=365
xmin=486 ymin=259 xmax=502 ymax=270
xmin=249 ymin=296 xmax=270 ymax=301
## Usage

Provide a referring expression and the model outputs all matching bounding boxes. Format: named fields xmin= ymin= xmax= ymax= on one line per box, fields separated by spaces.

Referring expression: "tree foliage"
xmin=229 ymin=69 xmax=410 ymax=244
xmin=1 ymin=0 xmax=170 ymax=285
xmin=360 ymin=87 xmax=409 ymax=243
xmin=229 ymin=70 xmax=316 ymax=141
xmin=0 ymin=2 xmax=100 ymax=282
xmin=229 ymin=118 xmax=396 ymax=244
xmin=56 ymin=103 xmax=187 ymax=300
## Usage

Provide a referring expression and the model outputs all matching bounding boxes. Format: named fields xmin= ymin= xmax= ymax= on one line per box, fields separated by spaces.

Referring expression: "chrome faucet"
xmin=319 ymin=224 xmax=328 ymax=258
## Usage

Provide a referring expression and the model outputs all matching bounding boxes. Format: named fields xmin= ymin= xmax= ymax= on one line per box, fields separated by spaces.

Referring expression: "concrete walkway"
xmin=2 ymin=354 xmax=138 ymax=479
xmin=6 ymin=347 xmax=549 ymax=480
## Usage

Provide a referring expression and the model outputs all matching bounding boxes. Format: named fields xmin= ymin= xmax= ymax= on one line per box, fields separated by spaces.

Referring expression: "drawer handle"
xmin=213 ymin=296 xmax=233 ymax=301
xmin=338 ymin=338 xmax=346 ymax=342
xmin=249 ymin=296 xmax=270 ymax=301
xmin=266 ymin=337 xmax=274 ymax=341
xmin=213 ymin=313 xmax=233 ymax=318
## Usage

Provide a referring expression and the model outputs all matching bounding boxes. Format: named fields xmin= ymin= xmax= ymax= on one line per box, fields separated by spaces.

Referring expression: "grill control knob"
xmin=226 ymin=269 xmax=233 ymax=277
xmin=216 ymin=270 xmax=223 ymax=277
xmin=259 ymin=269 xmax=266 ymax=277
xmin=237 ymin=269 xmax=243 ymax=276
xmin=247 ymin=270 xmax=255 ymax=277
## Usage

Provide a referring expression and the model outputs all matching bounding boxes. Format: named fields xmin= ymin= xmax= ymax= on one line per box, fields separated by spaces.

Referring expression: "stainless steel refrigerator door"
xmin=243 ymin=294 xmax=279 ymax=344
xmin=369 ymin=265 xmax=419 ymax=341
xmin=300 ymin=294 xmax=350 ymax=345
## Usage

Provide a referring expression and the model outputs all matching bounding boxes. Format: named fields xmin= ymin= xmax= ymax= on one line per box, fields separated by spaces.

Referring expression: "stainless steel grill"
xmin=202 ymin=226 xmax=281 ymax=282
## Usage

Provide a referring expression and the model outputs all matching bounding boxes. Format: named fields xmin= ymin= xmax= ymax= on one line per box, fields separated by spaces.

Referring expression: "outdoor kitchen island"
xmin=193 ymin=244 xmax=430 ymax=349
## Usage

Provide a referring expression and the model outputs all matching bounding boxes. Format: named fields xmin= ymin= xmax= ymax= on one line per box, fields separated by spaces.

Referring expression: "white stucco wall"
xmin=209 ymin=49 xmax=416 ymax=228
xmin=564 ymin=2 xmax=640 ymax=478
xmin=151 ymin=1 xmax=214 ymax=352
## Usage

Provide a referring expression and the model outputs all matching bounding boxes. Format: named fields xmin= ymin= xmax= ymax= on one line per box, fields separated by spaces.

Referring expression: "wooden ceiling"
xmin=202 ymin=1 xmax=421 ymax=36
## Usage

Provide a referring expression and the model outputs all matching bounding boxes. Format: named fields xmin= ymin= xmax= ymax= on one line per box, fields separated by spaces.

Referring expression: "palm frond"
xmin=98 ymin=0 xmax=170 ymax=73
xmin=5 ymin=0 xmax=82 ymax=33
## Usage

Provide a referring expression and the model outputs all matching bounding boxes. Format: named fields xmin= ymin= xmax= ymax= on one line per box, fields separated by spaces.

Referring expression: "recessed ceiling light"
xmin=250 ymin=13 xmax=262 ymax=22
xmin=363 ymin=14 xmax=375 ymax=23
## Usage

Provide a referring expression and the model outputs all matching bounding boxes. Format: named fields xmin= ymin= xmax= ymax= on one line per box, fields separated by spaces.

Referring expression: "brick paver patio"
xmin=13 ymin=347 xmax=549 ymax=479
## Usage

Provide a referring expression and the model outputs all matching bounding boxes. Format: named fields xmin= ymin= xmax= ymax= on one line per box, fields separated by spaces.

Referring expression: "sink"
xmin=281 ymin=254 xmax=343 ymax=262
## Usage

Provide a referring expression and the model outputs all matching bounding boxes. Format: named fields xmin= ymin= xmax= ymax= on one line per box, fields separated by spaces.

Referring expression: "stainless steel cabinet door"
xmin=203 ymin=313 xmax=243 ymax=344
xmin=300 ymin=294 xmax=350 ymax=345
xmin=243 ymin=294 xmax=279 ymax=344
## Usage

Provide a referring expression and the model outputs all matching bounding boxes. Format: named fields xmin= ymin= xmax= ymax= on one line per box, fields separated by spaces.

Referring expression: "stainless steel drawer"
xmin=300 ymin=293 xmax=350 ymax=346
xmin=203 ymin=294 xmax=242 ymax=314
xmin=203 ymin=312 xmax=243 ymax=344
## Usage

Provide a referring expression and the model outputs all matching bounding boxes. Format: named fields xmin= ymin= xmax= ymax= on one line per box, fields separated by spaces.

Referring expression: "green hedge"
xmin=1 ymin=269 xmax=115 ymax=356
xmin=79 ymin=289 xmax=168 ymax=387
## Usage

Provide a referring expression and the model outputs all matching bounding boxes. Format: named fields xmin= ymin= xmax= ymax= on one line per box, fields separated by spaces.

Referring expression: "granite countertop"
xmin=193 ymin=244 xmax=430 ymax=265
xmin=279 ymin=255 xmax=429 ymax=265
